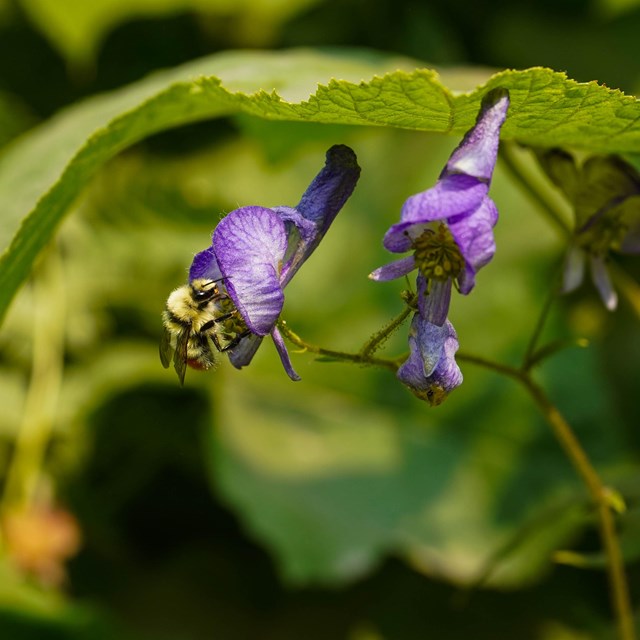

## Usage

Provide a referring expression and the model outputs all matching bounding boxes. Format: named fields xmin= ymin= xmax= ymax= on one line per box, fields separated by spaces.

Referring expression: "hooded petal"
xmin=189 ymin=246 xmax=222 ymax=282
xmin=589 ymin=254 xmax=618 ymax=311
xmin=296 ymin=144 xmax=361 ymax=235
xmin=397 ymin=315 xmax=462 ymax=406
xmin=275 ymin=145 xmax=360 ymax=284
xmin=445 ymin=88 xmax=509 ymax=182
xmin=448 ymin=196 xmax=498 ymax=294
xmin=369 ymin=255 xmax=416 ymax=282
xmin=384 ymin=176 xmax=489 ymax=252
xmin=273 ymin=205 xmax=319 ymax=286
xmin=213 ymin=206 xmax=288 ymax=336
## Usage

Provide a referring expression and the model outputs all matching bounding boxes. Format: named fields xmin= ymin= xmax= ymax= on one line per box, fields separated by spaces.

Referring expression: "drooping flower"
xmin=189 ymin=144 xmax=361 ymax=380
xmin=536 ymin=149 xmax=640 ymax=310
xmin=369 ymin=89 xmax=509 ymax=405
xmin=369 ymin=88 xmax=510 ymax=325
xmin=398 ymin=314 xmax=463 ymax=407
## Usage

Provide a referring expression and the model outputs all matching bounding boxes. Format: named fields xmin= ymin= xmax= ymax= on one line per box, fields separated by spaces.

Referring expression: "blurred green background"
xmin=2 ymin=0 xmax=640 ymax=638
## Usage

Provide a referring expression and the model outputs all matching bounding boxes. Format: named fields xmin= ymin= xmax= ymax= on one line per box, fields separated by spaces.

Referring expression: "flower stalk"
xmin=1 ymin=247 xmax=66 ymax=537
xmin=280 ymin=316 xmax=635 ymax=639
xmin=277 ymin=320 xmax=401 ymax=373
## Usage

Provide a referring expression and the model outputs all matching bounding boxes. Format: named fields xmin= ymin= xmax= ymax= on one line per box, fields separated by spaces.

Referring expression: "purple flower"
xmin=537 ymin=150 xmax=640 ymax=310
xmin=189 ymin=144 xmax=360 ymax=380
xmin=369 ymin=89 xmax=509 ymax=404
xmin=398 ymin=315 xmax=463 ymax=407
xmin=369 ymin=88 xmax=510 ymax=325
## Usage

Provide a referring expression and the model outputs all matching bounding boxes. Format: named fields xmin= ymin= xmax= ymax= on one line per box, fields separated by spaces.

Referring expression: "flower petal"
xmin=445 ymin=88 xmax=509 ymax=182
xmin=448 ymin=196 xmax=498 ymax=294
xmin=397 ymin=315 xmax=462 ymax=406
xmin=270 ymin=326 xmax=301 ymax=381
xmin=384 ymin=176 xmax=489 ymax=252
xmin=213 ymin=206 xmax=288 ymax=336
xmin=418 ymin=277 xmax=452 ymax=326
xmin=369 ymin=255 xmax=416 ymax=281
xmin=296 ymin=144 xmax=361 ymax=235
xmin=189 ymin=246 xmax=222 ymax=282
xmin=273 ymin=205 xmax=320 ymax=286
xmin=589 ymin=254 xmax=618 ymax=310
xmin=274 ymin=145 xmax=360 ymax=285
xmin=561 ymin=245 xmax=586 ymax=293
xmin=228 ymin=333 xmax=263 ymax=369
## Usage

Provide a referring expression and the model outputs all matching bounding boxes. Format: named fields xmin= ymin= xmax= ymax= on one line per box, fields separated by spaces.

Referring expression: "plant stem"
xmin=499 ymin=143 xmax=572 ymax=238
xmin=459 ymin=352 xmax=636 ymax=640
xmin=526 ymin=377 xmax=635 ymax=640
xmin=360 ymin=305 xmax=413 ymax=357
xmin=278 ymin=321 xmax=401 ymax=373
xmin=522 ymin=266 xmax=562 ymax=370
xmin=1 ymin=247 xmax=66 ymax=519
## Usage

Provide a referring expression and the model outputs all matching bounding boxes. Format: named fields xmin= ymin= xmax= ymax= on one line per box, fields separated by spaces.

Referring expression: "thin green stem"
xmin=360 ymin=305 xmax=413 ymax=357
xmin=460 ymin=353 xmax=636 ymax=640
xmin=525 ymin=337 xmax=589 ymax=370
xmin=278 ymin=321 xmax=401 ymax=373
xmin=499 ymin=143 xmax=572 ymax=238
xmin=522 ymin=260 xmax=565 ymax=370
xmin=1 ymin=247 xmax=66 ymax=519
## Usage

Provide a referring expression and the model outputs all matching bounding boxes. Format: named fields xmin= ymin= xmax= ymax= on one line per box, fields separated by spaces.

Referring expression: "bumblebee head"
xmin=190 ymin=278 xmax=221 ymax=303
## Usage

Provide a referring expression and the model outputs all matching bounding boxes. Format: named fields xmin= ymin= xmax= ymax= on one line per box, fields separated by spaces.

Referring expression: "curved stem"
xmin=277 ymin=321 xmax=401 ymax=373
xmin=360 ymin=305 xmax=413 ymax=357
xmin=459 ymin=352 xmax=635 ymax=640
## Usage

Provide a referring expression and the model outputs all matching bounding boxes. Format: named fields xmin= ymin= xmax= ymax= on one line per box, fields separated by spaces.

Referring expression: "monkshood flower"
xmin=369 ymin=88 xmax=510 ymax=325
xmin=189 ymin=144 xmax=360 ymax=380
xmin=398 ymin=314 xmax=463 ymax=407
xmin=537 ymin=149 xmax=640 ymax=310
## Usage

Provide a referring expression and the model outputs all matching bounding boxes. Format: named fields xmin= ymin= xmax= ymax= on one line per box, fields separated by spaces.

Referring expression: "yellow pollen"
xmin=412 ymin=224 xmax=464 ymax=282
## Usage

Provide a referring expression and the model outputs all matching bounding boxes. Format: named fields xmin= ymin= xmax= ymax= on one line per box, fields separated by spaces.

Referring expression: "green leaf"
xmin=207 ymin=371 xmax=591 ymax=587
xmin=3 ymin=49 xmax=640 ymax=327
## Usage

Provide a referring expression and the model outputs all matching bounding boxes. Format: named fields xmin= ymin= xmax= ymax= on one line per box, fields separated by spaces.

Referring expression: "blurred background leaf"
xmin=17 ymin=0 xmax=324 ymax=68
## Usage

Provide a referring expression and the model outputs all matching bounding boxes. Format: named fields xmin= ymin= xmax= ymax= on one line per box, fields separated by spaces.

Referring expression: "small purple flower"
xmin=189 ymin=144 xmax=360 ymax=380
xmin=368 ymin=89 xmax=509 ymax=404
xmin=398 ymin=315 xmax=463 ymax=407
xmin=369 ymin=88 xmax=510 ymax=325
xmin=537 ymin=150 xmax=640 ymax=310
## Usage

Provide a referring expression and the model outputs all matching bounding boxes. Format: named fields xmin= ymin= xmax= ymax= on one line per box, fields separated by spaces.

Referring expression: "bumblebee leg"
xmin=220 ymin=330 xmax=251 ymax=352
xmin=210 ymin=332 xmax=224 ymax=352
xmin=212 ymin=312 xmax=235 ymax=323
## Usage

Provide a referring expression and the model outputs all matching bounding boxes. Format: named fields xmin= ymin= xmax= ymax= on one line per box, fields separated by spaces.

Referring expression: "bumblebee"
xmin=160 ymin=278 xmax=248 ymax=385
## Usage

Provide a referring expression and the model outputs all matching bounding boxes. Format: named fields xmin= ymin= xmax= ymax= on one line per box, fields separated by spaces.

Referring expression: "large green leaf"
xmin=2 ymin=48 xmax=640 ymax=327
xmin=207 ymin=363 xmax=595 ymax=587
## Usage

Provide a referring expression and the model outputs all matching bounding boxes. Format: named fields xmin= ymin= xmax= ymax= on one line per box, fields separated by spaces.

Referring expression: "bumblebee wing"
xmin=173 ymin=327 xmax=190 ymax=386
xmin=159 ymin=325 xmax=174 ymax=368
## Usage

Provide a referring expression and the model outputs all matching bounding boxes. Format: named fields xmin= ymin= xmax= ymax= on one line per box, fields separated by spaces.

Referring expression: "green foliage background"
xmin=1 ymin=1 xmax=640 ymax=639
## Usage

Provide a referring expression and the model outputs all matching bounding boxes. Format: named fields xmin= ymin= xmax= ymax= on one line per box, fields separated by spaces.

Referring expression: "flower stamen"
xmin=412 ymin=223 xmax=464 ymax=282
